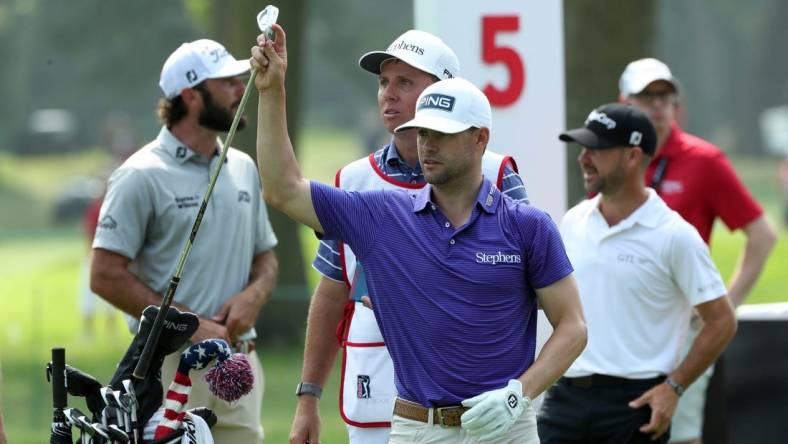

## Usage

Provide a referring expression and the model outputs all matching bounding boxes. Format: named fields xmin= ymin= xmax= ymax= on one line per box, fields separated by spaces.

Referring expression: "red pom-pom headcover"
xmin=205 ymin=352 xmax=254 ymax=402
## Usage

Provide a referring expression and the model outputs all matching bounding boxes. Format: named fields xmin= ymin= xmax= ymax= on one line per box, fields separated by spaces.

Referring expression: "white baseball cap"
xmin=159 ymin=39 xmax=250 ymax=99
xmin=618 ymin=58 xmax=679 ymax=96
xmin=395 ymin=78 xmax=491 ymax=134
xmin=358 ymin=30 xmax=460 ymax=80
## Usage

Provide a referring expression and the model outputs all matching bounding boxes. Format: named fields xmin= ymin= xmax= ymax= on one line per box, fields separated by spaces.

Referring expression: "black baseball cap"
xmin=559 ymin=103 xmax=657 ymax=156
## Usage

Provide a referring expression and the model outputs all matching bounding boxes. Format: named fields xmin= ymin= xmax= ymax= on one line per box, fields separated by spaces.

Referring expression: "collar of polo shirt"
xmin=591 ymin=188 xmax=663 ymax=229
xmin=157 ymin=127 xmax=223 ymax=164
xmin=411 ymin=179 xmax=500 ymax=214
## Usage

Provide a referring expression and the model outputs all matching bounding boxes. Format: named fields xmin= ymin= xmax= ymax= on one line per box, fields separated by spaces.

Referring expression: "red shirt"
xmin=83 ymin=197 xmax=103 ymax=239
xmin=645 ymin=123 xmax=762 ymax=245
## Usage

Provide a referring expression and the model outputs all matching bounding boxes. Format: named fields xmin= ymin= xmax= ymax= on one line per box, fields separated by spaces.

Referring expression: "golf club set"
xmin=47 ymin=306 xmax=218 ymax=444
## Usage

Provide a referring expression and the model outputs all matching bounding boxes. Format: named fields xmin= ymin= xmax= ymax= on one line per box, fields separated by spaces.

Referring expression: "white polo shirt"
xmin=560 ymin=189 xmax=725 ymax=379
xmin=93 ymin=127 xmax=278 ymax=334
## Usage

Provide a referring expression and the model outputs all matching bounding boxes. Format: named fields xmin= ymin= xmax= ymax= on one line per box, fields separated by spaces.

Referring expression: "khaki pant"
xmin=389 ymin=404 xmax=539 ymax=444
xmin=161 ymin=347 xmax=265 ymax=443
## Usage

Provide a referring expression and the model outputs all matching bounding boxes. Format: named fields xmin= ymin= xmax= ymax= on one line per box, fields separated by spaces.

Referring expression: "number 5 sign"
xmin=415 ymin=0 xmax=566 ymax=220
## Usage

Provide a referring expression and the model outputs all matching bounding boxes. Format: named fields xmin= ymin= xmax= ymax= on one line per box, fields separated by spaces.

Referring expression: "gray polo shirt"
xmin=93 ymin=127 xmax=277 ymax=333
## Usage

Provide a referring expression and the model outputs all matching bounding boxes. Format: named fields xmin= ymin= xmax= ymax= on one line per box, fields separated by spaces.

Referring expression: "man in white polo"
xmin=538 ymin=103 xmax=737 ymax=443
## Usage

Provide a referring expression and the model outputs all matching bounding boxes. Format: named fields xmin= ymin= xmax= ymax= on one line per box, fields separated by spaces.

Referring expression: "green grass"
xmin=1 ymin=138 xmax=787 ymax=442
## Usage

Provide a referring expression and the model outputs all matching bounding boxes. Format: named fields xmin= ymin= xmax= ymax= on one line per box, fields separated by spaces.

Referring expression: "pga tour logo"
xmin=418 ymin=93 xmax=455 ymax=112
xmin=475 ymin=251 xmax=522 ymax=265
xmin=357 ymin=375 xmax=371 ymax=399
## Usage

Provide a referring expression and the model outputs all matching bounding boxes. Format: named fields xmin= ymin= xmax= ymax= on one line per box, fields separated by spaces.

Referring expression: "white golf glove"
xmin=460 ymin=379 xmax=528 ymax=441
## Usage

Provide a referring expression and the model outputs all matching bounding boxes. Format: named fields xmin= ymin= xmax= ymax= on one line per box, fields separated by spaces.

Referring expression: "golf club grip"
xmin=132 ymin=69 xmax=258 ymax=380
xmin=51 ymin=348 xmax=67 ymax=409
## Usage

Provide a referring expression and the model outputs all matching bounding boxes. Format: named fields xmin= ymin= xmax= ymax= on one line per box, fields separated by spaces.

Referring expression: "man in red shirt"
xmin=619 ymin=58 xmax=777 ymax=444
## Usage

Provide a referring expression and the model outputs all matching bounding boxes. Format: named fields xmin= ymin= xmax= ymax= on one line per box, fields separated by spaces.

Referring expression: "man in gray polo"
xmin=91 ymin=38 xmax=279 ymax=442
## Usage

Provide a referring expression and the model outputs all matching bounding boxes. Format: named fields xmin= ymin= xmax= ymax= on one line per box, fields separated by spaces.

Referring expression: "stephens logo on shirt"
xmin=475 ymin=251 xmax=522 ymax=265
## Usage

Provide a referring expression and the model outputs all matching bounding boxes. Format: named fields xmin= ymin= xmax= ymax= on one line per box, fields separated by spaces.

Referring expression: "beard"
xmin=583 ymin=163 xmax=626 ymax=195
xmin=198 ymin=89 xmax=246 ymax=132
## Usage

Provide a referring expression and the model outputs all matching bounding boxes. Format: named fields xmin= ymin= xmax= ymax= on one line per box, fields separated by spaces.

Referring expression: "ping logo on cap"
xmin=586 ymin=110 xmax=617 ymax=130
xmin=418 ymin=93 xmax=455 ymax=112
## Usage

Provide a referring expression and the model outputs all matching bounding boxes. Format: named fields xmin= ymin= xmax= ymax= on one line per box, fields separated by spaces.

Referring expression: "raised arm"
xmin=252 ymin=24 xmax=322 ymax=232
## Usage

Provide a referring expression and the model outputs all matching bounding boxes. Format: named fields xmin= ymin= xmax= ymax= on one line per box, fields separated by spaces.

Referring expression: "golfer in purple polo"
xmin=252 ymin=25 xmax=587 ymax=443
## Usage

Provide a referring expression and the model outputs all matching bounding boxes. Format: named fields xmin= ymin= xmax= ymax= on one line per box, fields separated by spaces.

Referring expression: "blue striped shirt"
xmin=313 ymin=142 xmax=529 ymax=281
xmin=310 ymin=179 xmax=572 ymax=406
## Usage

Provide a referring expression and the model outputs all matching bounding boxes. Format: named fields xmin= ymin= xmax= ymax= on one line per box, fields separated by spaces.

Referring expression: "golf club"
xmin=91 ymin=422 xmax=111 ymax=443
xmin=107 ymin=424 xmax=130 ymax=444
xmin=65 ymin=364 xmax=105 ymax=419
xmin=133 ymin=4 xmax=280 ymax=380
xmin=64 ymin=407 xmax=89 ymax=443
xmin=121 ymin=379 xmax=140 ymax=444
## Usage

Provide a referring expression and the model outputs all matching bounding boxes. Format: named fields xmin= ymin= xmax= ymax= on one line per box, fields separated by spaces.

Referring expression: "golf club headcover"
xmin=64 ymin=365 xmax=104 ymax=419
xmin=145 ymin=408 xmax=214 ymax=444
xmin=154 ymin=339 xmax=253 ymax=440
xmin=187 ymin=407 xmax=217 ymax=429
xmin=108 ymin=305 xmax=199 ymax=428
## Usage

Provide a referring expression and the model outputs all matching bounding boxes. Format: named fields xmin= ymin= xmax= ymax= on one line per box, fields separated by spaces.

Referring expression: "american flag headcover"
xmin=154 ymin=339 xmax=254 ymax=440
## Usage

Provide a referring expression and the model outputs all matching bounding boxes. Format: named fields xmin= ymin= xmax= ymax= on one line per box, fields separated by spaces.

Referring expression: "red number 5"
xmin=482 ymin=15 xmax=525 ymax=107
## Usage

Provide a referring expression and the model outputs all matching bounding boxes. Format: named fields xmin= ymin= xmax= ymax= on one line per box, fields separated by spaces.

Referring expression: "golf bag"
xmin=47 ymin=305 xmax=231 ymax=443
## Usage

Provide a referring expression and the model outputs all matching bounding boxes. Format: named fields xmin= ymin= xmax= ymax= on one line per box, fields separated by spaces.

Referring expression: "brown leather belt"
xmin=393 ymin=398 xmax=469 ymax=427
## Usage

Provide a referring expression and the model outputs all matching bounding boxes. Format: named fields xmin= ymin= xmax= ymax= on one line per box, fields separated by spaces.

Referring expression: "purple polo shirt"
xmin=311 ymin=179 xmax=572 ymax=406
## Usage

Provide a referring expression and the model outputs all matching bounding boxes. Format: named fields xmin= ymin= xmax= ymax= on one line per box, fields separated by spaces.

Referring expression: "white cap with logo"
xmin=618 ymin=58 xmax=679 ymax=96
xmin=395 ymin=78 xmax=491 ymax=134
xmin=358 ymin=29 xmax=460 ymax=80
xmin=159 ymin=39 xmax=250 ymax=99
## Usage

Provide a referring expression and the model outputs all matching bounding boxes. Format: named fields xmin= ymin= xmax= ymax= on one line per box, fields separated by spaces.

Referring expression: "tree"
xmin=563 ymin=0 xmax=656 ymax=204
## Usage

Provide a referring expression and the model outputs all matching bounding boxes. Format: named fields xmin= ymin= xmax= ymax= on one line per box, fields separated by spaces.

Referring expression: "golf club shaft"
xmin=133 ymin=69 xmax=259 ymax=379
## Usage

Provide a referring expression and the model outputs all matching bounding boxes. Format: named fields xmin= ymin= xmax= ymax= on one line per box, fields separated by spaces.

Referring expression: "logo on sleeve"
xmin=98 ymin=215 xmax=117 ymax=230
xmin=418 ymin=93 xmax=455 ymax=112
xmin=238 ymin=190 xmax=251 ymax=203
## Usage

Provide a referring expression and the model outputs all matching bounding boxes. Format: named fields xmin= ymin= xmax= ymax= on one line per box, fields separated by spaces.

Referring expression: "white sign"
xmin=414 ymin=0 xmax=566 ymax=220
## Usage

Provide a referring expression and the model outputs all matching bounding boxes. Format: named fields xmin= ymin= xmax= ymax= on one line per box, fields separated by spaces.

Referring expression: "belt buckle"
xmin=435 ymin=406 xmax=457 ymax=428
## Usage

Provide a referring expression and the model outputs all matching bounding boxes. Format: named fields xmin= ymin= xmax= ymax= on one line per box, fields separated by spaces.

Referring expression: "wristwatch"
xmin=664 ymin=377 xmax=685 ymax=397
xmin=295 ymin=382 xmax=323 ymax=399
